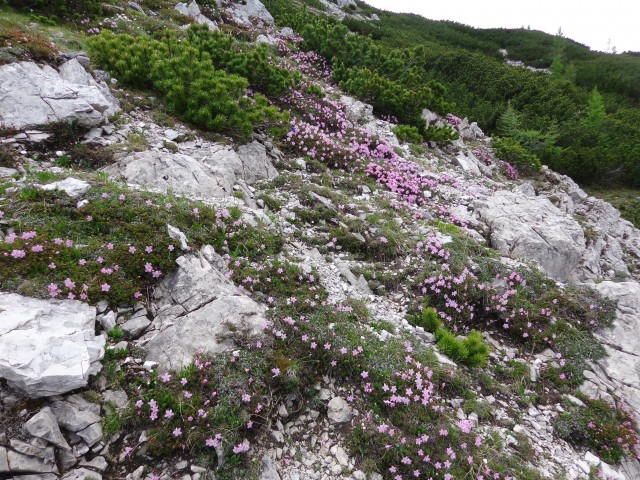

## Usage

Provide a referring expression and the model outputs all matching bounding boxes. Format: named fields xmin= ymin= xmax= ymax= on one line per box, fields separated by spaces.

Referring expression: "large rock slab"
xmin=475 ymin=188 xmax=586 ymax=281
xmin=589 ymin=281 xmax=640 ymax=426
xmin=222 ymin=0 xmax=274 ymax=26
xmin=174 ymin=1 xmax=217 ymax=30
xmin=58 ymin=58 xmax=119 ymax=118
xmin=107 ymin=141 xmax=277 ymax=199
xmin=0 ymin=293 xmax=104 ymax=398
xmin=23 ymin=407 xmax=71 ymax=450
xmin=145 ymin=246 xmax=266 ymax=372
xmin=237 ymin=141 xmax=278 ymax=184
xmin=0 ymin=61 xmax=115 ymax=130
xmin=106 ymin=149 xmax=239 ymax=199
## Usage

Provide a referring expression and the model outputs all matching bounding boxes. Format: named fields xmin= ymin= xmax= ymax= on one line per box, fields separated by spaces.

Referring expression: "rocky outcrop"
xmin=587 ymin=281 xmax=640 ymax=427
xmin=106 ymin=149 xmax=240 ymax=198
xmin=0 ymin=293 xmax=104 ymax=398
xmin=106 ymin=141 xmax=277 ymax=199
xmin=237 ymin=141 xmax=279 ymax=184
xmin=540 ymin=169 xmax=640 ymax=282
xmin=222 ymin=0 xmax=274 ymax=26
xmin=144 ymin=246 xmax=267 ymax=371
xmin=0 ymin=61 xmax=117 ymax=130
xmin=174 ymin=1 xmax=217 ymax=30
xmin=475 ymin=185 xmax=586 ymax=282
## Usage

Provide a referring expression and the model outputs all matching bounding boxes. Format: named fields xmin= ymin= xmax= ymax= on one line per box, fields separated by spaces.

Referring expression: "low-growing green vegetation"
xmin=0 ymin=179 xmax=283 ymax=307
xmin=555 ymin=396 xmax=639 ymax=463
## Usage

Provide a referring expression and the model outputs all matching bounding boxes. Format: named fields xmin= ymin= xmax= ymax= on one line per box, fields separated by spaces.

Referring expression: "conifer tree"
xmin=585 ymin=87 xmax=606 ymax=126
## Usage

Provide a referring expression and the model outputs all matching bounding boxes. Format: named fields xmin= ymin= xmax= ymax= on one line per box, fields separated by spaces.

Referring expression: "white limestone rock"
xmin=327 ymin=396 xmax=353 ymax=423
xmin=145 ymin=246 xmax=267 ymax=372
xmin=474 ymin=190 xmax=586 ymax=281
xmin=222 ymin=0 xmax=274 ymax=26
xmin=23 ymin=407 xmax=71 ymax=450
xmin=0 ymin=61 xmax=115 ymax=130
xmin=175 ymin=1 xmax=217 ymax=30
xmin=40 ymin=177 xmax=91 ymax=198
xmin=0 ymin=293 xmax=104 ymax=398
xmin=237 ymin=141 xmax=279 ymax=184
xmin=106 ymin=149 xmax=239 ymax=199
xmin=590 ymin=281 xmax=640 ymax=427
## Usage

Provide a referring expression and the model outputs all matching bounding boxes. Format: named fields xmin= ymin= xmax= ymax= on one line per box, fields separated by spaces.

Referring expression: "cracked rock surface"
xmin=144 ymin=246 xmax=267 ymax=372
xmin=0 ymin=293 xmax=105 ymax=398
xmin=0 ymin=61 xmax=118 ymax=129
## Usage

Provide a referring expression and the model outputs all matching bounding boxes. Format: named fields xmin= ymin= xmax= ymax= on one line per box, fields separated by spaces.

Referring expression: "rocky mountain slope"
xmin=1 ymin=2 xmax=640 ymax=480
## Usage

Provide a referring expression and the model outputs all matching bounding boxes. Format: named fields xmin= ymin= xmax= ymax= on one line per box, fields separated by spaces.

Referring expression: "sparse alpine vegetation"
xmin=0 ymin=1 xmax=639 ymax=480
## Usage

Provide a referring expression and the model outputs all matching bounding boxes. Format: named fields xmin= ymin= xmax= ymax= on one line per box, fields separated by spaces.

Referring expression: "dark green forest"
xmin=263 ymin=0 xmax=640 ymax=186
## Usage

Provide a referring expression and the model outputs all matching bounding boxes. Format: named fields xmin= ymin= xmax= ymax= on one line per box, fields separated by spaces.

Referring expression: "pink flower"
xmin=11 ymin=249 xmax=26 ymax=258
xmin=101 ymin=283 xmax=110 ymax=292
xmin=172 ymin=428 xmax=182 ymax=437
xmin=232 ymin=441 xmax=250 ymax=454
xmin=64 ymin=278 xmax=75 ymax=289
xmin=78 ymin=258 xmax=87 ymax=265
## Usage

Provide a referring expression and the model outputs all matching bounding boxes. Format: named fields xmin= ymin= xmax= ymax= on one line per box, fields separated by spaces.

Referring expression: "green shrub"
xmin=493 ymin=136 xmax=541 ymax=173
xmin=408 ymin=306 xmax=442 ymax=332
xmin=423 ymin=124 xmax=460 ymax=143
xmin=435 ymin=328 xmax=490 ymax=368
xmin=87 ymin=31 xmax=288 ymax=140
xmin=7 ymin=0 xmax=102 ymax=19
xmin=554 ymin=397 xmax=638 ymax=464
xmin=392 ymin=124 xmax=422 ymax=144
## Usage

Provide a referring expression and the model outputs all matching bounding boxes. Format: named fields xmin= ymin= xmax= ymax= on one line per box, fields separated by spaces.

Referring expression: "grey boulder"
xmin=175 ymin=1 xmax=217 ymax=30
xmin=0 ymin=61 xmax=116 ymax=130
xmin=237 ymin=141 xmax=278 ymax=184
xmin=23 ymin=407 xmax=71 ymax=450
xmin=475 ymin=189 xmax=585 ymax=281
xmin=145 ymin=246 xmax=267 ymax=372
xmin=590 ymin=281 xmax=640 ymax=427
xmin=0 ymin=293 xmax=104 ymax=398
xmin=222 ymin=0 xmax=274 ymax=26
xmin=327 ymin=396 xmax=353 ymax=424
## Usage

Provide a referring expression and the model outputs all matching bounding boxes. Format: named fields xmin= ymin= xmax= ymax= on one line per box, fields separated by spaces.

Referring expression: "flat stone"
xmin=0 ymin=166 xmax=17 ymax=178
xmin=327 ymin=397 xmax=352 ymax=424
xmin=0 ymin=293 xmax=104 ymax=398
xmin=7 ymin=450 xmax=58 ymax=474
xmin=40 ymin=178 xmax=91 ymax=198
xmin=102 ymin=389 xmax=128 ymax=412
xmin=77 ymin=422 xmax=103 ymax=447
xmin=23 ymin=407 xmax=71 ymax=450
xmin=0 ymin=446 xmax=8 ymax=473
xmin=0 ymin=61 xmax=116 ymax=130
xmin=51 ymin=400 xmax=101 ymax=432
xmin=121 ymin=316 xmax=151 ymax=338
xmin=79 ymin=455 xmax=108 ymax=471
xmin=62 ymin=468 xmax=103 ymax=480
xmin=259 ymin=455 xmax=281 ymax=480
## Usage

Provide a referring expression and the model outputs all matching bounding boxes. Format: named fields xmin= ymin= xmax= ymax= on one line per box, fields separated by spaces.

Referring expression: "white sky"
xmin=364 ymin=0 xmax=640 ymax=53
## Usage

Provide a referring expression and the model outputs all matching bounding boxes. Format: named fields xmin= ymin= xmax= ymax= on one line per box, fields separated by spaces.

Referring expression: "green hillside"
xmin=262 ymin=0 xmax=640 ymax=186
